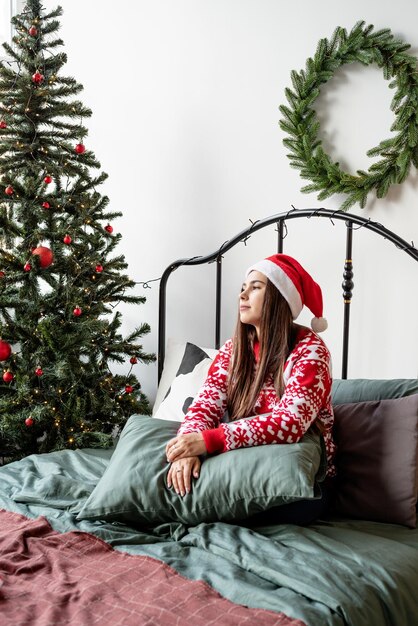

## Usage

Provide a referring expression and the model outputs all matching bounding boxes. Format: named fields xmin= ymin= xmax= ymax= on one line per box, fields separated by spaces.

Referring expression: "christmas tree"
xmin=0 ymin=1 xmax=154 ymax=460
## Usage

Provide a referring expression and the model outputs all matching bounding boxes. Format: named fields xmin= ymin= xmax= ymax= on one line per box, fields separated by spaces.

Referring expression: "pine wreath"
xmin=279 ymin=21 xmax=418 ymax=211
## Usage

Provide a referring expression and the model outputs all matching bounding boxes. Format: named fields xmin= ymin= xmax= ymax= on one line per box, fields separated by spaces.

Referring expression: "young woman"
xmin=165 ymin=253 xmax=336 ymax=523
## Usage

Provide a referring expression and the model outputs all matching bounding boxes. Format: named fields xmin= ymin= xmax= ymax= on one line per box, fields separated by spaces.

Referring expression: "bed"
xmin=1 ymin=208 xmax=418 ymax=626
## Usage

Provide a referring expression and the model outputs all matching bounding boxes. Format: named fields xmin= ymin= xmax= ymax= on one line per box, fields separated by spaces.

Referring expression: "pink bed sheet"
xmin=0 ymin=509 xmax=305 ymax=626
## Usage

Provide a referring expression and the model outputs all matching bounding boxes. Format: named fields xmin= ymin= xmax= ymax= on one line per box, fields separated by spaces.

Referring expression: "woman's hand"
xmin=166 ymin=432 xmax=207 ymax=463
xmin=167 ymin=456 xmax=201 ymax=496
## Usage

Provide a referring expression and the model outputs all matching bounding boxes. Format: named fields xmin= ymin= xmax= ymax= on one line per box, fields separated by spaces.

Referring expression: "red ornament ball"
xmin=25 ymin=417 xmax=34 ymax=427
xmin=28 ymin=25 xmax=38 ymax=36
xmin=104 ymin=224 xmax=113 ymax=234
xmin=24 ymin=262 xmax=32 ymax=272
xmin=32 ymin=71 xmax=44 ymax=84
xmin=63 ymin=234 xmax=72 ymax=245
xmin=0 ymin=271 xmax=5 ymax=278
xmin=73 ymin=306 xmax=82 ymax=317
xmin=129 ymin=356 xmax=138 ymax=364
xmin=32 ymin=246 xmax=54 ymax=269
xmin=95 ymin=264 xmax=104 ymax=273
xmin=0 ymin=120 xmax=7 ymax=129
xmin=75 ymin=143 xmax=86 ymax=154
xmin=5 ymin=185 xmax=14 ymax=195
xmin=0 ymin=340 xmax=12 ymax=361
xmin=44 ymin=175 xmax=53 ymax=184
xmin=125 ymin=385 xmax=134 ymax=394
xmin=42 ymin=201 xmax=50 ymax=209
xmin=35 ymin=367 xmax=43 ymax=377
xmin=3 ymin=371 xmax=14 ymax=383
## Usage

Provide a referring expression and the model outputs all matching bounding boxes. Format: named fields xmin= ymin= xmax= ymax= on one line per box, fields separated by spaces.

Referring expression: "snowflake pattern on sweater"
xmin=178 ymin=327 xmax=336 ymax=476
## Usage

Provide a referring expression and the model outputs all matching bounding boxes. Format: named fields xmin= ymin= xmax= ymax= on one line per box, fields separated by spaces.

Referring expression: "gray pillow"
xmin=333 ymin=394 xmax=418 ymax=527
xmin=332 ymin=378 xmax=418 ymax=406
xmin=77 ymin=416 xmax=326 ymax=526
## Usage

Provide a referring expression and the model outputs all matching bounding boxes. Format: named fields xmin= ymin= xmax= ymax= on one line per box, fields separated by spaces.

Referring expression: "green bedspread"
xmin=1 ymin=447 xmax=417 ymax=626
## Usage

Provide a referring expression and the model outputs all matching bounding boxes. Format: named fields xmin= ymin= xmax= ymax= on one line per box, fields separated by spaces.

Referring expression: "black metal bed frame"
xmin=158 ymin=208 xmax=418 ymax=381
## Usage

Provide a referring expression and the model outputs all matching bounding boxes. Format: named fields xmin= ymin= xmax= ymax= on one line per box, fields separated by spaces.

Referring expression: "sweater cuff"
xmin=202 ymin=427 xmax=226 ymax=454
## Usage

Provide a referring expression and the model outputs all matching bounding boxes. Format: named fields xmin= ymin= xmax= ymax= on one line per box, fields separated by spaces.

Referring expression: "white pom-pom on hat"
xmin=311 ymin=317 xmax=328 ymax=333
xmin=246 ymin=254 xmax=328 ymax=333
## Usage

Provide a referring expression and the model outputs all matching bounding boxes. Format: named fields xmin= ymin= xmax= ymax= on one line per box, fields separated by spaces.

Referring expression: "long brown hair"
xmin=227 ymin=279 xmax=295 ymax=420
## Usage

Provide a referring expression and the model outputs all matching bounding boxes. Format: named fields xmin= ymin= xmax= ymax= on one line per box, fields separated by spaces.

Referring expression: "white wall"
xmin=39 ymin=0 xmax=418 ymax=400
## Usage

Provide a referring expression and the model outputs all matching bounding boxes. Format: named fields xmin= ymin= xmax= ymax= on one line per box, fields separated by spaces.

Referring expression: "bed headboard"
xmin=158 ymin=208 xmax=418 ymax=381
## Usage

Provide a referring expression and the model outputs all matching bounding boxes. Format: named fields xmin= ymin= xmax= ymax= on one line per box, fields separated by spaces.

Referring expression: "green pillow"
xmin=332 ymin=379 xmax=418 ymax=406
xmin=77 ymin=416 xmax=325 ymax=526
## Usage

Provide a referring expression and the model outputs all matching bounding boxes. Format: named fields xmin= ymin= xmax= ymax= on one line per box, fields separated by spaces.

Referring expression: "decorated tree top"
xmin=0 ymin=1 xmax=154 ymax=460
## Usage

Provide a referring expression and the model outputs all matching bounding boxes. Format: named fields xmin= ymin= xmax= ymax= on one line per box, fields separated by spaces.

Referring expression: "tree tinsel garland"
xmin=279 ymin=21 xmax=418 ymax=211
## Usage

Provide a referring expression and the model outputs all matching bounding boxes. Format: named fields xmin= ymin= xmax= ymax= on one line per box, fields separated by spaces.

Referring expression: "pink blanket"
xmin=0 ymin=510 xmax=305 ymax=626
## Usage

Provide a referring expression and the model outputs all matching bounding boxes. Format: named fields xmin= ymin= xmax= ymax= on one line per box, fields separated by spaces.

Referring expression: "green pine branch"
xmin=279 ymin=21 xmax=418 ymax=209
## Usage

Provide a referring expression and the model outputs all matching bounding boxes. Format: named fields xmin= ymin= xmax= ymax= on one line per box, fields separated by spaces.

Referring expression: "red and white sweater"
xmin=178 ymin=327 xmax=336 ymax=476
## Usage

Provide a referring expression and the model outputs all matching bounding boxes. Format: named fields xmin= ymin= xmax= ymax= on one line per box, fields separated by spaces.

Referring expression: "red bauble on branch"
xmin=75 ymin=143 xmax=86 ymax=154
xmin=35 ymin=367 xmax=43 ymax=377
xmin=25 ymin=417 xmax=34 ymax=427
xmin=125 ymin=385 xmax=134 ymax=394
xmin=42 ymin=201 xmax=50 ymax=209
xmin=73 ymin=306 xmax=82 ymax=317
xmin=63 ymin=234 xmax=72 ymax=245
xmin=32 ymin=71 xmax=44 ymax=84
xmin=23 ymin=262 xmax=32 ymax=272
xmin=0 ymin=120 xmax=7 ymax=129
xmin=5 ymin=185 xmax=14 ymax=195
xmin=95 ymin=264 xmax=103 ymax=273
xmin=0 ymin=340 xmax=12 ymax=361
xmin=3 ymin=370 xmax=14 ymax=383
xmin=32 ymin=246 xmax=54 ymax=269
xmin=129 ymin=356 xmax=138 ymax=364
xmin=104 ymin=224 xmax=113 ymax=234
xmin=44 ymin=174 xmax=53 ymax=184
xmin=0 ymin=271 xmax=5 ymax=278
xmin=28 ymin=25 xmax=38 ymax=36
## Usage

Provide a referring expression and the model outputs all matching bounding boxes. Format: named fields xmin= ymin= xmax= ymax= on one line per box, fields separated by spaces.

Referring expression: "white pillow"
xmin=153 ymin=338 xmax=186 ymax=415
xmin=153 ymin=339 xmax=218 ymax=421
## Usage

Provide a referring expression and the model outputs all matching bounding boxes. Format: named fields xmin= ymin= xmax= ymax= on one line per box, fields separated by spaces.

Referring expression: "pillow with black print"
xmin=153 ymin=341 xmax=218 ymax=422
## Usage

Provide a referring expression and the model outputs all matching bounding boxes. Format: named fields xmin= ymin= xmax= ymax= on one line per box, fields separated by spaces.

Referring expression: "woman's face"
xmin=239 ymin=270 xmax=267 ymax=333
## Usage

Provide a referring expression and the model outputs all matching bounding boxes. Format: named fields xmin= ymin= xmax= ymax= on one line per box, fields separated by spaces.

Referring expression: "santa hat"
xmin=246 ymin=254 xmax=328 ymax=332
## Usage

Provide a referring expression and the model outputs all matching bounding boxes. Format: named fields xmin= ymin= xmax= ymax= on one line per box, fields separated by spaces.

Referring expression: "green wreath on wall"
xmin=279 ymin=21 xmax=418 ymax=211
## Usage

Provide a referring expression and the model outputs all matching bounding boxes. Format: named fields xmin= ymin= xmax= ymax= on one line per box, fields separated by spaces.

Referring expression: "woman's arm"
xmin=165 ymin=340 xmax=231 ymax=462
xmin=165 ymin=341 xmax=232 ymax=494
xmin=175 ymin=340 xmax=232 ymax=436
